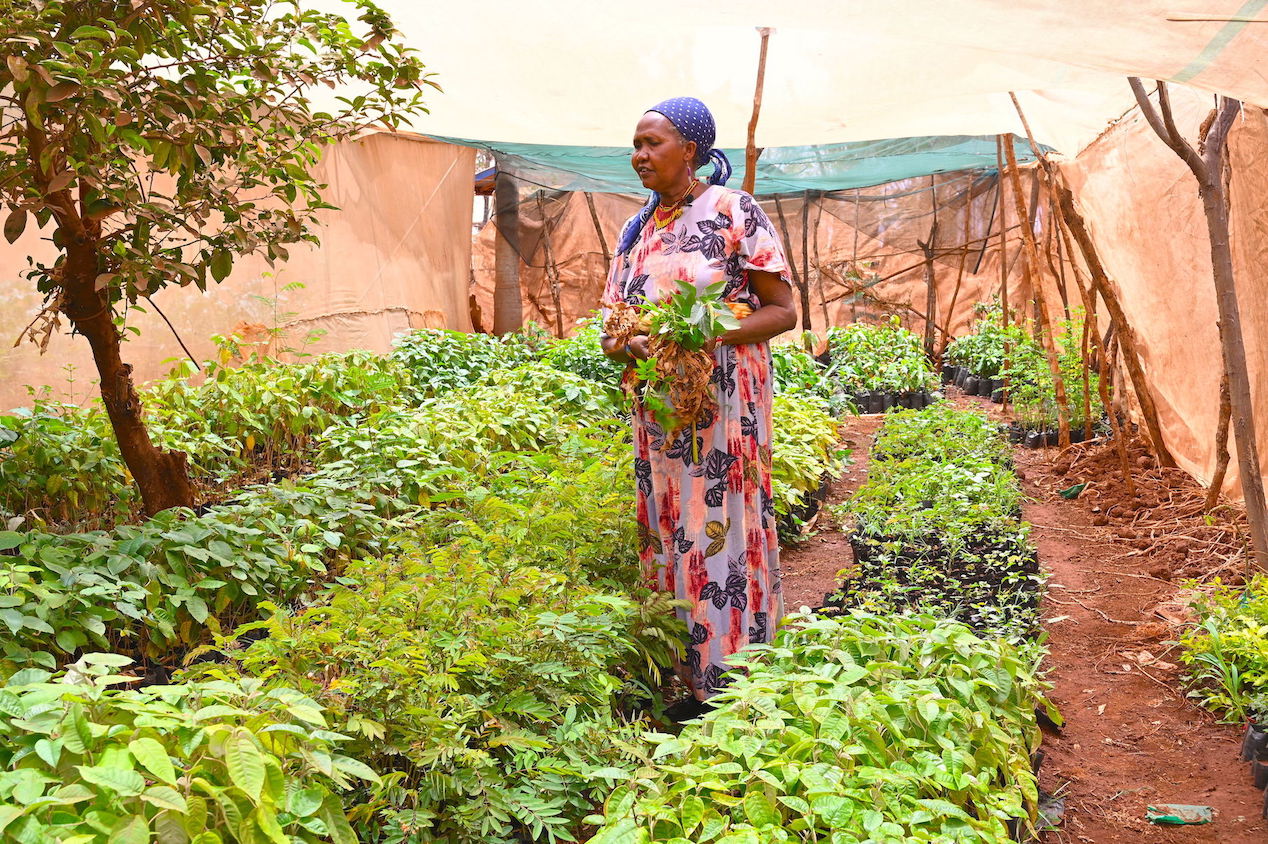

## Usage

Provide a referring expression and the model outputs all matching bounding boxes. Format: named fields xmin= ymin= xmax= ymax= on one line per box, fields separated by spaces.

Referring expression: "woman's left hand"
xmin=718 ymin=270 xmax=798 ymax=346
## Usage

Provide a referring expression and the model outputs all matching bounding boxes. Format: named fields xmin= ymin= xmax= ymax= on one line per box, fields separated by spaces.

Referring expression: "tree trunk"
xmin=492 ymin=169 xmax=523 ymax=335
xmin=61 ymin=245 xmax=194 ymax=516
xmin=1207 ymin=373 xmax=1233 ymax=511
xmin=920 ymin=175 xmax=939 ymax=358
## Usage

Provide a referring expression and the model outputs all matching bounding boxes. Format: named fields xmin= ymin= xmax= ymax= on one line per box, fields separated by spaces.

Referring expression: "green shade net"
xmin=438 ymin=134 xmax=1041 ymax=195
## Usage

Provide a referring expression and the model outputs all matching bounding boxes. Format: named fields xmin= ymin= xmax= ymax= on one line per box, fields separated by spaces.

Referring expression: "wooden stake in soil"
xmin=774 ymin=195 xmax=807 ymax=326
xmin=742 ymin=27 xmax=772 ymax=196
xmin=1002 ymin=133 xmax=1073 ymax=447
xmin=938 ymin=177 xmax=974 ymax=359
xmin=801 ymin=190 xmax=812 ymax=332
xmin=813 ymin=198 xmax=829 ymax=327
xmin=1128 ymin=77 xmax=1268 ymax=568
xmin=996 ymin=136 xmax=1012 ymax=410
xmin=535 ymin=193 xmax=565 ymax=338
xmin=917 ymin=174 xmax=940 ymax=358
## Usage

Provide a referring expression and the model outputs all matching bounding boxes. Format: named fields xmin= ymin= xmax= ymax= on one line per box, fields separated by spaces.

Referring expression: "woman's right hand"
xmin=627 ymin=335 xmax=651 ymax=361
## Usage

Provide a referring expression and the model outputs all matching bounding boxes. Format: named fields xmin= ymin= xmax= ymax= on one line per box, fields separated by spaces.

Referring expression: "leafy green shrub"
xmin=769 ymin=394 xmax=846 ymax=537
xmin=196 ymin=540 xmax=681 ymax=844
xmin=389 ymin=328 xmax=539 ymax=396
xmin=945 ymin=304 xmax=1034 ymax=379
xmin=0 ymin=465 xmax=425 ymax=671
xmin=588 ymin=611 xmax=1048 ymax=844
xmin=1179 ymin=577 xmax=1268 ymax=720
xmin=0 ymin=653 xmax=372 ymax=843
xmin=826 ymin=317 xmax=937 ymax=395
xmin=544 ymin=319 xmax=628 ymax=392
xmin=0 ymin=350 xmax=413 ymax=532
xmin=999 ymin=313 xmax=1104 ymax=435
xmin=871 ymin=404 xmax=1011 ymax=467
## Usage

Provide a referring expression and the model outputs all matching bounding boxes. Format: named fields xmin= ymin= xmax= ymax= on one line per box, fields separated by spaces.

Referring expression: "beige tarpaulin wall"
xmin=1059 ymin=89 xmax=1268 ymax=498
xmin=471 ymin=168 xmax=1063 ymax=350
xmin=0 ymin=132 xmax=474 ymax=409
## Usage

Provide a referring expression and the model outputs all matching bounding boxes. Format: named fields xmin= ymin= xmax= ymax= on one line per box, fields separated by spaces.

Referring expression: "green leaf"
xmin=0 ymin=530 xmax=22 ymax=551
xmin=679 ymin=794 xmax=704 ymax=834
xmin=130 ymin=737 xmax=177 ymax=785
xmin=210 ymin=249 xmax=233 ymax=283
xmin=77 ymin=765 xmax=145 ymax=796
xmin=34 ymin=738 xmax=61 ymax=768
xmin=111 ymin=813 xmax=151 ymax=844
xmin=143 ymin=785 xmax=189 ymax=813
xmin=743 ymin=789 xmax=779 ymax=827
xmin=317 ymin=794 xmax=356 ymax=844
xmin=225 ymin=729 xmax=265 ymax=801
xmin=589 ymin=818 xmax=642 ymax=844
xmin=0 ymin=211 xmax=20 ymax=245
xmin=330 ymin=754 xmax=379 ymax=784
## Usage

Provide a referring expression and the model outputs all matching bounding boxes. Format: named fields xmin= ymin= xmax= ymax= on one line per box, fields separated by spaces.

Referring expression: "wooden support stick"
xmin=1207 ymin=373 xmax=1233 ymax=511
xmin=813 ymin=197 xmax=828 ymax=327
xmin=918 ymin=174 xmax=939 ymax=359
xmin=1002 ymin=132 xmax=1073 ymax=447
xmin=800 ymin=190 xmax=812 ymax=331
xmin=1103 ymin=330 xmax=1137 ymax=497
xmin=583 ymin=192 xmax=612 ymax=276
xmin=996 ymin=136 xmax=1011 ymax=410
xmin=1129 ymin=77 xmax=1268 ymax=568
xmin=742 ymin=27 xmax=772 ymax=196
xmin=939 ymin=177 xmax=974 ymax=358
xmin=535 ymin=193 xmax=565 ymax=338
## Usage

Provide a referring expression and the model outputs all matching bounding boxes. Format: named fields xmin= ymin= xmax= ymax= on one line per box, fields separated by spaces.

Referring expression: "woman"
xmin=600 ymin=97 xmax=797 ymax=718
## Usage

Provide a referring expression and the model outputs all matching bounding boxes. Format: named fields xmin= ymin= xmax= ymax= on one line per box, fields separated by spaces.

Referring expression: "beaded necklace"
xmin=651 ymin=176 xmax=699 ymax=230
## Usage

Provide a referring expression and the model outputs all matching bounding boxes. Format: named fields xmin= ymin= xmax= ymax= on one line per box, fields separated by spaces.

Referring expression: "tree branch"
xmin=1129 ymin=77 xmax=1205 ymax=178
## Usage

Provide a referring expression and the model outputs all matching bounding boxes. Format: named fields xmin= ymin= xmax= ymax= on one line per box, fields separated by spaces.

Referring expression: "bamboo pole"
xmin=1003 ymin=133 xmax=1072 ymax=446
xmin=1129 ymin=77 xmax=1268 ymax=568
xmin=742 ymin=27 xmax=772 ymax=196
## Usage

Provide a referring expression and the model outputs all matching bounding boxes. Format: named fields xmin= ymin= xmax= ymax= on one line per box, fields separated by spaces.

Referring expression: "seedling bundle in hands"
xmin=604 ymin=279 xmax=744 ymax=435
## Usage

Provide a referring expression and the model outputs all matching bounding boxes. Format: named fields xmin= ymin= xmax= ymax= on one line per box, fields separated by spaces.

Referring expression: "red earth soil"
xmin=779 ymin=394 xmax=1268 ymax=842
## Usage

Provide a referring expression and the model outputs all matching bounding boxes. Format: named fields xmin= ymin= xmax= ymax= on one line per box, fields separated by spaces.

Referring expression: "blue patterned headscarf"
xmin=616 ymin=97 xmax=733 ymax=256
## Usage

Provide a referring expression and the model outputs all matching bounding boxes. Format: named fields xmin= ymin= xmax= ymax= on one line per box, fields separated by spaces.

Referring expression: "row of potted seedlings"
xmin=943 ymin=363 xmax=1007 ymax=403
xmin=1238 ymin=709 xmax=1268 ymax=817
xmin=850 ymin=388 xmax=940 ymax=414
xmin=824 ymin=404 xmax=1044 ymax=638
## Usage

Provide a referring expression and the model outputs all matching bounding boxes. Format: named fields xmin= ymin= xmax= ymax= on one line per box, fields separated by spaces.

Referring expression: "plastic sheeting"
xmin=326 ymin=0 xmax=1268 ymax=154
xmin=445 ymin=134 xmax=1040 ymax=195
xmin=0 ymin=133 xmax=474 ymax=409
xmin=1058 ymin=90 xmax=1268 ymax=498
xmin=470 ymin=167 xmax=1057 ymax=352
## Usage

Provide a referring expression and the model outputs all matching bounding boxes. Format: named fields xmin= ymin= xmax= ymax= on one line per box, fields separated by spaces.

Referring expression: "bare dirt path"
xmin=781 ymin=394 xmax=1267 ymax=841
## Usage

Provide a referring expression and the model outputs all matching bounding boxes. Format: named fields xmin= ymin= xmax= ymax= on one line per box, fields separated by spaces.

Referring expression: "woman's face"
xmin=632 ymin=112 xmax=696 ymax=194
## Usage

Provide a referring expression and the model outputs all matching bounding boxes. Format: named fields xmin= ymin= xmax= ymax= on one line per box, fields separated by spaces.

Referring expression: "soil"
xmin=780 ymin=392 xmax=1268 ymax=842
xmin=780 ymin=413 xmax=881 ymax=610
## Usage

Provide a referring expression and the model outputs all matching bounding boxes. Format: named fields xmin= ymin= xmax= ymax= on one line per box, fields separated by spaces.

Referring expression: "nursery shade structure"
xmin=316 ymin=0 xmax=1268 ymax=156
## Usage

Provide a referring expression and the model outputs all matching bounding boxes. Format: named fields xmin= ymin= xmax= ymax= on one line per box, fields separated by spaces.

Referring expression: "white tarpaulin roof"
xmin=329 ymin=0 xmax=1268 ymax=156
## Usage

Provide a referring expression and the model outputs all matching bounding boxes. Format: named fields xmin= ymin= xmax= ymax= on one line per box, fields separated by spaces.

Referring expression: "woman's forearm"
xmin=720 ymin=303 xmax=798 ymax=346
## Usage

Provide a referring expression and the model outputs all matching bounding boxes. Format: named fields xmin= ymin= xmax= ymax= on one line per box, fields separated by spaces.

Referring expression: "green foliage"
xmin=833 ymin=406 xmax=1042 ymax=637
xmin=543 ymin=319 xmax=628 ymax=393
xmin=643 ymin=279 xmax=741 ymax=353
xmin=588 ymin=612 xmax=1048 ymax=843
xmin=769 ymin=340 xmax=851 ymax=415
xmin=389 ymin=329 xmax=541 ymax=397
xmin=0 ymin=0 xmax=429 ymax=304
xmin=0 ymin=348 xmax=413 ymax=531
xmin=945 ymin=304 xmax=1034 ymax=379
xmin=1002 ymin=313 xmax=1104 ymax=434
xmin=1179 ymin=577 xmax=1268 ymax=721
xmin=871 ymin=403 xmax=1012 ymax=466
xmin=826 ymin=316 xmax=937 ymax=395
xmin=0 ymin=459 xmax=424 ymax=671
xmin=0 ymin=652 xmax=369 ymax=843
xmin=769 ymin=394 xmax=847 ymax=536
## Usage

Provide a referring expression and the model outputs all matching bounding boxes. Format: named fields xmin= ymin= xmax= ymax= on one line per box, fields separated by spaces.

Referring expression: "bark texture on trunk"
xmin=61 ymin=243 xmax=194 ymax=515
xmin=492 ymin=170 xmax=523 ymax=335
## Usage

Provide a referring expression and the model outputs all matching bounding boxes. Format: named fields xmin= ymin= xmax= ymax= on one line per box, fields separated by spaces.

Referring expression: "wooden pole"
xmin=918 ymin=174 xmax=940 ymax=359
xmin=1129 ymin=77 xmax=1268 ymax=567
xmin=535 ymin=193 xmax=565 ymax=338
xmin=742 ymin=27 xmax=772 ymax=196
xmin=492 ymin=170 xmax=523 ymax=335
xmin=800 ymin=190 xmax=812 ymax=331
xmin=1207 ymin=374 xmax=1233 ymax=511
xmin=996 ymin=137 xmax=1011 ymax=408
xmin=583 ymin=192 xmax=612 ymax=277
xmin=1103 ymin=330 xmax=1137 ymax=497
xmin=773 ymin=195 xmax=804 ymax=315
xmin=813 ymin=198 xmax=829 ymax=327
xmin=1002 ymin=133 xmax=1072 ymax=447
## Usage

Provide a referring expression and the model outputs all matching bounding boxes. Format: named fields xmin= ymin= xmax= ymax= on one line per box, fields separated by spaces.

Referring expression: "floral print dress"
xmin=603 ymin=185 xmax=791 ymax=698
